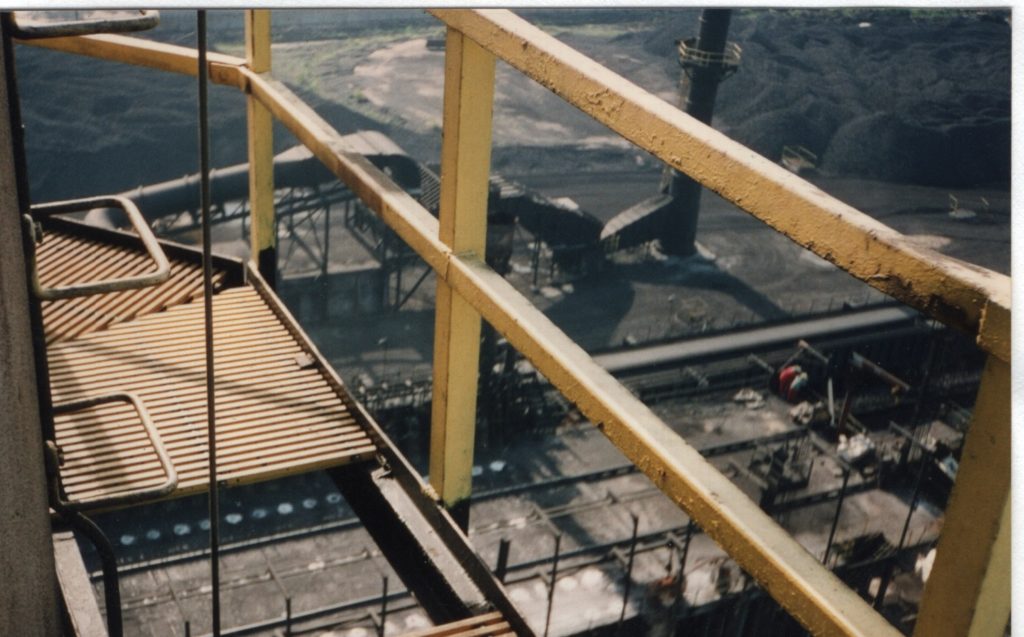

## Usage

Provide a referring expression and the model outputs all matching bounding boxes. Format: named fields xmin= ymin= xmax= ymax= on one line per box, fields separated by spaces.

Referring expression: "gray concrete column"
xmin=0 ymin=26 xmax=61 ymax=637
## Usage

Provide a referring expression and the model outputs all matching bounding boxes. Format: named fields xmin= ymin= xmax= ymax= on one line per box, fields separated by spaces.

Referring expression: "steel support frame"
xmin=429 ymin=27 xmax=495 ymax=529
xmin=248 ymin=264 xmax=534 ymax=637
xmin=327 ymin=463 xmax=490 ymax=624
xmin=16 ymin=13 xmax=1012 ymax=637
xmin=244 ymin=9 xmax=276 ymax=287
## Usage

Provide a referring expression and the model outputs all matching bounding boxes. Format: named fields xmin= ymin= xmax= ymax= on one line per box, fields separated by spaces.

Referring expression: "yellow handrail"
xmin=19 ymin=10 xmax=1010 ymax=636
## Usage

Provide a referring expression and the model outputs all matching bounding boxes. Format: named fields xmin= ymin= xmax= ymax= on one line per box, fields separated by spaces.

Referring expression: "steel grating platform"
xmin=35 ymin=222 xmax=529 ymax=635
xmin=38 ymin=225 xmax=227 ymax=344
xmin=40 ymin=226 xmax=378 ymax=509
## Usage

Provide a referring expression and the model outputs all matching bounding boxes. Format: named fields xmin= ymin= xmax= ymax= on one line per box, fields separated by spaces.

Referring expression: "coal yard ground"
xmin=14 ymin=8 xmax=1010 ymax=637
xmin=84 ymin=340 xmax=972 ymax=636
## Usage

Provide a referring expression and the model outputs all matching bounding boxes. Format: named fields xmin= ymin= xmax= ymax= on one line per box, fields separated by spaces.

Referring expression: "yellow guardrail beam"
xmin=239 ymin=59 xmax=901 ymax=637
xmin=428 ymin=9 xmax=1010 ymax=363
xmin=913 ymin=356 xmax=1011 ymax=637
xmin=429 ymin=27 xmax=496 ymax=526
xmin=244 ymin=10 xmax=276 ymax=285
xmin=21 ymin=32 xmax=244 ymax=77
xmin=446 ymin=258 xmax=901 ymax=637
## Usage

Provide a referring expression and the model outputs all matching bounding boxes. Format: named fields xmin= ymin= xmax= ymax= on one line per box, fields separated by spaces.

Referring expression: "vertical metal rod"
xmin=874 ymin=454 xmax=928 ymax=609
xmin=321 ymin=207 xmax=330 ymax=321
xmin=531 ymin=233 xmax=540 ymax=289
xmin=618 ymin=513 xmax=640 ymax=631
xmin=681 ymin=520 xmax=694 ymax=565
xmin=823 ymin=469 xmax=850 ymax=566
xmin=897 ymin=454 xmax=928 ymax=552
xmin=679 ymin=521 xmax=694 ymax=606
xmin=197 ymin=11 xmax=221 ymax=636
xmin=378 ymin=575 xmax=388 ymax=637
xmin=285 ymin=597 xmax=292 ymax=636
xmin=836 ymin=388 xmax=854 ymax=437
xmin=185 ymin=620 xmax=190 ymax=637
xmin=671 ymin=523 xmax=693 ymax=626
xmin=543 ymin=532 xmax=562 ymax=637
xmin=910 ymin=336 xmax=938 ymax=430
xmin=495 ymin=537 xmax=511 ymax=583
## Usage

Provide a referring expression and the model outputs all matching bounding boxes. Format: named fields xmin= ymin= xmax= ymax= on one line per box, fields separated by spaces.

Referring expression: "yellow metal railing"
xmin=21 ymin=9 xmax=1010 ymax=637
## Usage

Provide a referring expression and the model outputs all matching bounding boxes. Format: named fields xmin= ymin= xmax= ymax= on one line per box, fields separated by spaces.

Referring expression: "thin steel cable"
xmin=197 ymin=10 xmax=221 ymax=636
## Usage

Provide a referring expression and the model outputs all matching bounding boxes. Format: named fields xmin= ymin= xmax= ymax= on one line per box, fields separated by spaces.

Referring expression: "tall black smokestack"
xmin=664 ymin=9 xmax=735 ymax=256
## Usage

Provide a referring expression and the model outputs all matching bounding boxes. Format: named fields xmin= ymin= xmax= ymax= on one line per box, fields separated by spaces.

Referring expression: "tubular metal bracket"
xmin=26 ymin=196 xmax=171 ymax=301
xmin=9 ymin=10 xmax=159 ymax=40
xmin=52 ymin=392 xmax=178 ymax=510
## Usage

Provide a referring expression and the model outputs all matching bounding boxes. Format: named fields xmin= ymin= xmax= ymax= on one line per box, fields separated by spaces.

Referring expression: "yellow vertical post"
xmin=913 ymin=355 xmax=1010 ymax=637
xmin=429 ymin=27 xmax=495 ymax=531
xmin=245 ymin=9 xmax=276 ymax=286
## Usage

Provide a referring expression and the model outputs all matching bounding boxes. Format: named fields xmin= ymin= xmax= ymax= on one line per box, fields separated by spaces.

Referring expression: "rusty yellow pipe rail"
xmin=18 ymin=11 xmax=1010 ymax=636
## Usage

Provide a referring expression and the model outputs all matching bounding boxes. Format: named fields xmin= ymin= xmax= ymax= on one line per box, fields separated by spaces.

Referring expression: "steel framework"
xmin=20 ymin=9 xmax=1011 ymax=637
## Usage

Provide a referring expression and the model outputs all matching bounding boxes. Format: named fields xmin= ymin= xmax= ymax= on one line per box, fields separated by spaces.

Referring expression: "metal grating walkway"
xmin=39 ymin=227 xmax=226 ymax=344
xmin=40 ymin=229 xmax=378 ymax=510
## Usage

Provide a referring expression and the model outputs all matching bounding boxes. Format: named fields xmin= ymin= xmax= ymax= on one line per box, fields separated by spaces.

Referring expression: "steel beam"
xmin=429 ymin=27 xmax=495 ymax=528
xmin=53 ymin=530 xmax=106 ymax=637
xmin=327 ymin=464 xmax=490 ymax=625
xmin=19 ymin=31 xmax=242 ymax=77
xmin=913 ymin=355 xmax=1011 ymax=637
xmin=245 ymin=10 xmax=276 ymax=287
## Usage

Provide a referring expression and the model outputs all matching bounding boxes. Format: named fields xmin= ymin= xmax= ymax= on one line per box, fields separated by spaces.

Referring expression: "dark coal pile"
xmin=14 ymin=8 xmax=1011 ymax=202
xmin=641 ymin=9 xmax=1011 ymax=187
xmin=15 ymin=44 xmax=250 ymax=202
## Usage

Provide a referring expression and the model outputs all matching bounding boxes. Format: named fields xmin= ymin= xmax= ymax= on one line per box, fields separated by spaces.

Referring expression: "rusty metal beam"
xmin=913 ymin=356 xmax=1011 ymax=637
xmin=328 ymin=463 xmax=490 ymax=625
xmin=429 ymin=27 xmax=495 ymax=528
xmin=428 ymin=9 xmax=1010 ymax=363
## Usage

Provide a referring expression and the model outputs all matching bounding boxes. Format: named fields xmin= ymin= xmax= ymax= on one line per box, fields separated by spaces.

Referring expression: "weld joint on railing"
xmin=209 ymin=59 xmax=245 ymax=91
